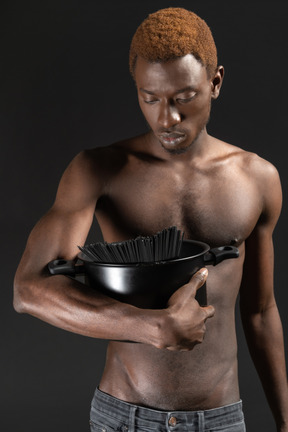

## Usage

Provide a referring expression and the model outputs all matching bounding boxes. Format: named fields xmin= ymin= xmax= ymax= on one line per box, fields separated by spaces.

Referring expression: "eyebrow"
xmin=139 ymin=86 xmax=196 ymax=95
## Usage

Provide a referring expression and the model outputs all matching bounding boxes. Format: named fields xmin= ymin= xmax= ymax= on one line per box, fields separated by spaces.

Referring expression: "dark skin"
xmin=14 ymin=54 xmax=288 ymax=430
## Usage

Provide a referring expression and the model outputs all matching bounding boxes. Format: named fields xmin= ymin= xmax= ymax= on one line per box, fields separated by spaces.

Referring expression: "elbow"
xmin=13 ymin=274 xmax=34 ymax=314
xmin=240 ymin=301 xmax=279 ymax=334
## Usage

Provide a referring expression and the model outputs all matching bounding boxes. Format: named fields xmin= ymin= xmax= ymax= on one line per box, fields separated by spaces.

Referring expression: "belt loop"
xmin=198 ymin=411 xmax=204 ymax=432
xmin=128 ymin=406 xmax=136 ymax=432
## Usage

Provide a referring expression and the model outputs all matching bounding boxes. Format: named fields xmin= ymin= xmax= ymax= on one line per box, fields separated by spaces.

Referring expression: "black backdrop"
xmin=1 ymin=1 xmax=287 ymax=431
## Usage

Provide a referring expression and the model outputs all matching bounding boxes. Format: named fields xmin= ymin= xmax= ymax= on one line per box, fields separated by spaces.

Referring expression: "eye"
xmin=176 ymin=94 xmax=196 ymax=104
xmin=143 ymin=99 xmax=158 ymax=105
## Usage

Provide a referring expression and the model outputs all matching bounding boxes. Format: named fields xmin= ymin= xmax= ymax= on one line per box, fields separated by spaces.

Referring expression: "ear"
xmin=211 ymin=66 xmax=224 ymax=100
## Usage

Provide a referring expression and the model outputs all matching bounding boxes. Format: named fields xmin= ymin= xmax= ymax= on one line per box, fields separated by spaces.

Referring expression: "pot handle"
xmin=48 ymin=259 xmax=85 ymax=276
xmin=204 ymin=246 xmax=239 ymax=266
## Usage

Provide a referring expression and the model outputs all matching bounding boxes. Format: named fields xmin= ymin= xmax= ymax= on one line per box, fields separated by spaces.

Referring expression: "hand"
xmin=158 ymin=268 xmax=215 ymax=351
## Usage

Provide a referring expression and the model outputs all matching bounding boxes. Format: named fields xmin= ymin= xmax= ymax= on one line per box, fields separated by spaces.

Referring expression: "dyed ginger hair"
xmin=129 ymin=7 xmax=218 ymax=78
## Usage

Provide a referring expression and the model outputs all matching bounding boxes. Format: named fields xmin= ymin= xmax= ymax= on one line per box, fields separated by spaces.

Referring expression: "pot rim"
xmin=77 ymin=239 xmax=210 ymax=268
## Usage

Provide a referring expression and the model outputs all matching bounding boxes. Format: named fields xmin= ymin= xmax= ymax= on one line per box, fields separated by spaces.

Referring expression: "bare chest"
xmin=96 ymin=160 xmax=261 ymax=247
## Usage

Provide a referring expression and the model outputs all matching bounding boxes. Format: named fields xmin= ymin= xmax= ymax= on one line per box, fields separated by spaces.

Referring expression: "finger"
xmin=190 ymin=268 xmax=208 ymax=291
xmin=183 ymin=268 xmax=208 ymax=298
xmin=202 ymin=305 xmax=215 ymax=319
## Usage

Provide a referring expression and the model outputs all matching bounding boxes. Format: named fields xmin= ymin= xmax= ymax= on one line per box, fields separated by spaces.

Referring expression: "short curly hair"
xmin=129 ymin=7 xmax=218 ymax=79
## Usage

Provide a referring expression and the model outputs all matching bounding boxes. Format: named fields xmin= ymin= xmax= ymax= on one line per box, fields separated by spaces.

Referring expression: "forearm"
xmin=14 ymin=273 xmax=163 ymax=346
xmin=241 ymin=304 xmax=288 ymax=428
xmin=14 ymin=268 xmax=212 ymax=351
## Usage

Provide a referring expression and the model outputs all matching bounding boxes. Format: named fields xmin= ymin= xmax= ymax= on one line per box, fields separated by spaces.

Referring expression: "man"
xmin=14 ymin=7 xmax=288 ymax=432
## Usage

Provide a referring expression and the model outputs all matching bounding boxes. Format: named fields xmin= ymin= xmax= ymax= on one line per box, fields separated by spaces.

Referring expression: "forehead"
xmin=134 ymin=54 xmax=209 ymax=92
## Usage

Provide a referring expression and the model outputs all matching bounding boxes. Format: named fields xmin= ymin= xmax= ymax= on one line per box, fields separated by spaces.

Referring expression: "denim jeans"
xmin=90 ymin=388 xmax=246 ymax=432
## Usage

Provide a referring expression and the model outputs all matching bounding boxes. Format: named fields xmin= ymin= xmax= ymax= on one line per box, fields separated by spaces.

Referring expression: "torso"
xmin=87 ymin=132 xmax=264 ymax=410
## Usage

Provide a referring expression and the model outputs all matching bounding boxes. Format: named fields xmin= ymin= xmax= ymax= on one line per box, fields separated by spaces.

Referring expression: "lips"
xmin=158 ymin=132 xmax=186 ymax=146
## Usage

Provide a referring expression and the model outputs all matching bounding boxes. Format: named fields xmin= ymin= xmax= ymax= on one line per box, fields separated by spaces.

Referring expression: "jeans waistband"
xmin=91 ymin=387 xmax=244 ymax=430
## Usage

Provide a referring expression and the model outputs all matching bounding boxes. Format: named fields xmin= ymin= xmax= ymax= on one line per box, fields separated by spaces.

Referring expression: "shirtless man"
xmin=13 ymin=7 xmax=288 ymax=432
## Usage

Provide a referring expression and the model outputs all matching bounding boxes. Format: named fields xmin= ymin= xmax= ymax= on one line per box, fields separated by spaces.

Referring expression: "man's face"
xmin=135 ymin=54 xmax=216 ymax=155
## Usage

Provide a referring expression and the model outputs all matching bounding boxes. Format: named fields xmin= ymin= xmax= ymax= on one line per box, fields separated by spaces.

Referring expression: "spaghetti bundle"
xmin=78 ymin=226 xmax=184 ymax=264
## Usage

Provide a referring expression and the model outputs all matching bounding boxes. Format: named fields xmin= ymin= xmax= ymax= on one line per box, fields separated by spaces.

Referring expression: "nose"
xmin=158 ymin=101 xmax=181 ymax=129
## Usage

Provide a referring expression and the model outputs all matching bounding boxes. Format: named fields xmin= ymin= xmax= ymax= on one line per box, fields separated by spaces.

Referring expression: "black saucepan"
xmin=48 ymin=240 xmax=239 ymax=308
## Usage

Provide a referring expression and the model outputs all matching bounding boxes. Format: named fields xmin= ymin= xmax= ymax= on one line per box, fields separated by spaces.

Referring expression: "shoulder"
xmin=54 ymin=148 xmax=110 ymax=205
xmin=246 ymin=153 xmax=282 ymax=226
xmin=219 ymin=141 xmax=282 ymax=226
xmin=65 ymin=144 xmax=126 ymax=179
xmin=215 ymin=139 xmax=280 ymax=186
xmin=240 ymin=150 xmax=279 ymax=184
xmin=238 ymin=151 xmax=281 ymax=206
xmin=61 ymin=149 xmax=102 ymax=187
xmin=73 ymin=134 xmax=147 ymax=167
xmin=60 ymin=133 xmax=146 ymax=188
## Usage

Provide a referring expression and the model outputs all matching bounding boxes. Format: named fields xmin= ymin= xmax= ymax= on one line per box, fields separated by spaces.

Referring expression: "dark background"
xmin=1 ymin=1 xmax=287 ymax=431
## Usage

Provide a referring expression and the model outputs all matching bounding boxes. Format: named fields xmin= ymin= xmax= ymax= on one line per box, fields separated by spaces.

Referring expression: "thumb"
xmin=191 ymin=268 xmax=208 ymax=291
xmin=202 ymin=305 xmax=215 ymax=319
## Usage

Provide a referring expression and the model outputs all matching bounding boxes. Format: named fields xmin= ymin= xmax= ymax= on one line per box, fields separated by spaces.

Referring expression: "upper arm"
xmin=240 ymin=158 xmax=282 ymax=315
xmin=15 ymin=150 xmax=102 ymax=280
